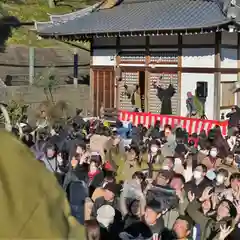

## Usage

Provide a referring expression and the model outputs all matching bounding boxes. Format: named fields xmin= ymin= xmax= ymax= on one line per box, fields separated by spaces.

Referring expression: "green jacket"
xmin=193 ymin=96 xmax=204 ymax=116
xmin=0 ymin=130 xmax=84 ymax=238
xmin=163 ymin=193 xmax=189 ymax=229
xmin=186 ymin=199 xmax=232 ymax=240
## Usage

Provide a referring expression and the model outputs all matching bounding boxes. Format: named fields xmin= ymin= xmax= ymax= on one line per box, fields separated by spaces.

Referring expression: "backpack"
xmin=67 ymin=180 xmax=89 ymax=225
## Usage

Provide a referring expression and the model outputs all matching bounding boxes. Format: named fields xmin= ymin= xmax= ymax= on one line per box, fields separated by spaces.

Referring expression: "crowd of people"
xmin=6 ymin=107 xmax=240 ymax=240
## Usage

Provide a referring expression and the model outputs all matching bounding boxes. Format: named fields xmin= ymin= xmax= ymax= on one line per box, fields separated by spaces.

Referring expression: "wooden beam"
xmin=177 ymin=34 xmax=182 ymax=116
xmin=214 ymin=32 xmax=221 ymax=120
xmin=91 ymin=65 xmax=240 ymax=74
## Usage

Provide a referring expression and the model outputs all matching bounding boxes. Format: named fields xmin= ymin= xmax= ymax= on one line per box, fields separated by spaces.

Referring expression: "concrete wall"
xmin=0 ymin=85 xmax=90 ymax=119
xmin=0 ymin=46 xmax=90 ymax=85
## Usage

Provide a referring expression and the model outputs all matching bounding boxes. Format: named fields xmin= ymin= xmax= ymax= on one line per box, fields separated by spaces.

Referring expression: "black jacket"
xmin=227 ymin=107 xmax=240 ymax=128
xmin=184 ymin=177 xmax=211 ymax=198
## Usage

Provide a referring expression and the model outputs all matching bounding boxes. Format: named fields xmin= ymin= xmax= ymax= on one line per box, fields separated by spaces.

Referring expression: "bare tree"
xmin=34 ymin=66 xmax=59 ymax=103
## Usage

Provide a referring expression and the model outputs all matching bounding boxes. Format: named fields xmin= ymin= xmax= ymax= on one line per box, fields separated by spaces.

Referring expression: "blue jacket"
xmin=117 ymin=124 xmax=132 ymax=139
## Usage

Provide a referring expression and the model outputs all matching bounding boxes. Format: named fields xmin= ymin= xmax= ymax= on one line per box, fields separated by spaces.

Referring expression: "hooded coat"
xmin=0 ymin=130 xmax=84 ymax=238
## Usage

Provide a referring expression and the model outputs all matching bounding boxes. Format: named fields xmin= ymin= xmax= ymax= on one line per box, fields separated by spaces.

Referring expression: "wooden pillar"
xmin=177 ymin=34 xmax=182 ymax=116
xmin=237 ymin=33 xmax=240 ymax=105
xmin=214 ymin=32 xmax=221 ymax=120
xmin=145 ymin=36 xmax=150 ymax=112
xmin=115 ymin=36 xmax=121 ymax=109
xmin=89 ymin=39 xmax=94 ymax=115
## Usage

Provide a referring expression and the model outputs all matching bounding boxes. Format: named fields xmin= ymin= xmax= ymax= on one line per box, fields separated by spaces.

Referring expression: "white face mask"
xmin=216 ymin=174 xmax=225 ymax=184
xmin=193 ymin=170 xmax=202 ymax=180
xmin=175 ymin=158 xmax=182 ymax=165
xmin=162 ymin=165 xmax=170 ymax=170
xmin=150 ymin=146 xmax=158 ymax=154
xmin=210 ymin=150 xmax=217 ymax=158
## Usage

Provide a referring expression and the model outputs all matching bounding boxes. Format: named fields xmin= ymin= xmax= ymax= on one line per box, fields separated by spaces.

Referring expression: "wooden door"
xmin=93 ymin=69 xmax=115 ymax=116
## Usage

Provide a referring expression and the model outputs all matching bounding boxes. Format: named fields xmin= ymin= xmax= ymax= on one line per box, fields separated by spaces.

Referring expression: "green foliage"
xmin=34 ymin=66 xmax=60 ymax=103
xmin=2 ymin=0 xmax=95 ymax=47
xmin=0 ymin=99 xmax=28 ymax=125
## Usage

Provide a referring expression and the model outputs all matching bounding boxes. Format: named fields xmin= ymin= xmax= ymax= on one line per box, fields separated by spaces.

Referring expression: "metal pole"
xmin=73 ymin=48 xmax=78 ymax=87
xmin=29 ymin=47 xmax=35 ymax=85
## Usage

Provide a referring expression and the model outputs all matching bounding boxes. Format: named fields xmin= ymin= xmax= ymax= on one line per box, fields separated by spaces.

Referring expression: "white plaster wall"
xmin=220 ymin=82 xmax=237 ymax=106
xmin=220 ymin=74 xmax=238 ymax=120
xmin=93 ymin=37 xmax=116 ymax=46
xmin=221 ymin=32 xmax=238 ymax=46
xmin=182 ymin=33 xmax=215 ymax=45
xmin=221 ymin=48 xmax=237 ymax=68
xmin=182 ymin=48 xmax=214 ymax=68
xmin=221 ymin=74 xmax=238 ymax=82
xmin=181 ymin=73 xmax=214 ymax=119
xmin=92 ymin=49 xmax=116 ymax=66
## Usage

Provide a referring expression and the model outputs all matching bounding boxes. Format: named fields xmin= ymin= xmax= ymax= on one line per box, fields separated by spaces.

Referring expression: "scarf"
xmin=88 ymin=170 xmax=100 ymax=181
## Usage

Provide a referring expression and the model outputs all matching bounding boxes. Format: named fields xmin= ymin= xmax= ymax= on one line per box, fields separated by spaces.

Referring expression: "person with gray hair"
xmin=186 ymin=92 xmax=197 ymax=118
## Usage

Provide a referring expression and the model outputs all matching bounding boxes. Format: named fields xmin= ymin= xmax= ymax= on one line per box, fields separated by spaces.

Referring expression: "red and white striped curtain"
xmin=119 ymin=111 xmax=228 ymax=136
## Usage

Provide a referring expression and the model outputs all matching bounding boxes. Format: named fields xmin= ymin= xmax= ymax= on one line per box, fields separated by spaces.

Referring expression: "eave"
xmin=37 ymin=22 xmax=232 ymax=41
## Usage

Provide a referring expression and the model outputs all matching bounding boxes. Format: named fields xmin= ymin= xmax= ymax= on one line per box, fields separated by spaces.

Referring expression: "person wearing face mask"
xmin=201 ymin=147 xmax=222 ymax=170
xmin=148 ymin=140 xmax=161 ymax=165
xmin=185 ymin=164 xmax=211 ymax=198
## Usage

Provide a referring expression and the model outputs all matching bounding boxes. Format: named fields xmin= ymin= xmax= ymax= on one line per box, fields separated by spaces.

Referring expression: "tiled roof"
xmin=34 ymin=3 xmax=100 ymax=32
xmin=37 ymin=0 xmax=230 ymax=36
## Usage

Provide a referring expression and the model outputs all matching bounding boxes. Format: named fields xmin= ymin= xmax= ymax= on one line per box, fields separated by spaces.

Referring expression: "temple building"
xmin=35 ymin=0 xmax=240 ymax=120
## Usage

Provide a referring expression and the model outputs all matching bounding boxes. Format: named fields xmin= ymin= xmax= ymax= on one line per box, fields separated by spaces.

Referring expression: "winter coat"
xmin=0 ymin=130 xmax=85 ymax=238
